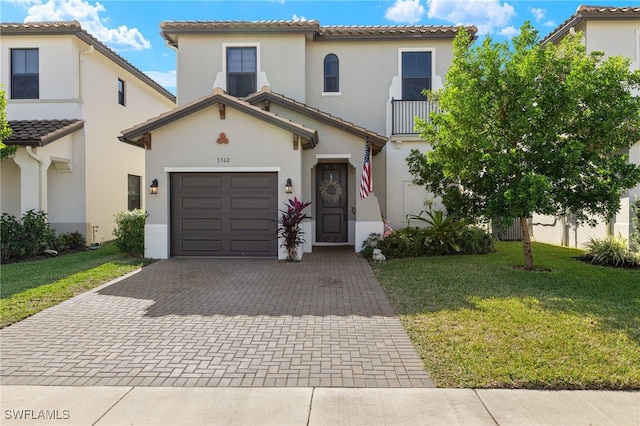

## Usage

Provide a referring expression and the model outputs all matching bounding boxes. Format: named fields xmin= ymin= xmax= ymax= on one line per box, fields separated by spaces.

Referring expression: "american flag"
xmin=359 ymin=139 xmax=372 ymax=199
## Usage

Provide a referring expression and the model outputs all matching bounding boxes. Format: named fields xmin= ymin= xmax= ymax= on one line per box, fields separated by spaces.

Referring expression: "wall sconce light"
xmin=285 ymin=178 xmax=293 ymax=193
xmin=149 ymin=179 xmax=159 ymax=195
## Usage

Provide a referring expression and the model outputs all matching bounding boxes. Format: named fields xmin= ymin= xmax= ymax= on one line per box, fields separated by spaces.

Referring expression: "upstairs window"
xmin=11 ymin=48 xmax=39 ymax=99
xmin=118 ymin=78 xmax=126 ymax=106
xmin=128 ymin=174 xmax=141 ymax=211
xmin=227 ymin=47 xmax=256 ymax=97
xmin=324 ymin=54 xmax=339 ymax=93
xmin=402 ymin=51 xmax=431 ymax=100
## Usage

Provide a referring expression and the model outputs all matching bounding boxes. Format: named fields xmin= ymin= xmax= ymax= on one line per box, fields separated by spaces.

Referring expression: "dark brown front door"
xmin=316 ymin=163 xmax=348 ymax=243
xmin=170 ymin=172 xmax=278 ymax=257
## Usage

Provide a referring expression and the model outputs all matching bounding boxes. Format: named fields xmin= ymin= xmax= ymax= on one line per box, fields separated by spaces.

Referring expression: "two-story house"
xmin=118 ymin=20 xmax=476 ymax=259
xmin=530 ymin=6 xmax=640 ymax=248
xmin=0 ymin=21 xmax=176 ymax=244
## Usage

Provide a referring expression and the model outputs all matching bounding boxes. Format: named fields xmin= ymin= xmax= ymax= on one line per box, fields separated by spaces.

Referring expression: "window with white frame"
xmin=324 ymin=53 xmax=339 ymax=93
xmin=11 ymin=48 xmax=39 ymax=99
xmin=401 ymin=51 xmax=432 ymax=100
xmin=227 ymin=47 xmax=257 ymax=97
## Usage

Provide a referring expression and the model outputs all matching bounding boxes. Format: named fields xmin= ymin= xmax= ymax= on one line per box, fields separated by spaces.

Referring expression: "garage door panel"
xmin=180 ymin=239 xmax=222 ymax=254
xmin=230 ymin=196 xmax=273 ymax=210
xmin=181 ymin=175 xmax=223 ymax=188
xmin=180 ymin=196 xmax=222 ymax=210
xmin=171 ymin=172 xmax=277 ymax=257
xmin=181 ymin=218 xmax=221 ymax=231
xmin=229 ymin=218 xmax=273 ymax=231
xmin=229 ymin=174 xmax=274 ymax=189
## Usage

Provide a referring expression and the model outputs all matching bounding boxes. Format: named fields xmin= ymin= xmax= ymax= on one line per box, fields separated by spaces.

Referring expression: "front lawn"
xmin=0 ymin=243 xmax=155 ymax=328
xmin=374 ymin=241 xmax=640 ymax=389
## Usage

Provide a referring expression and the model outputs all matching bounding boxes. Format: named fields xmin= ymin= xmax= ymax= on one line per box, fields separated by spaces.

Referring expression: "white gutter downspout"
xmin=79 ymin=45 xmax=94 ymax=102
xmin=26 ymin=146 xmax=47 ymax=212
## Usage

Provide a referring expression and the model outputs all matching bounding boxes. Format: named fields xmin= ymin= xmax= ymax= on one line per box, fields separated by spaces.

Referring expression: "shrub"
xmin=631 ymin=198 xmax=640 ymax=252
xmin=1 ymin=213 xmax=24 ymax=261
xmin=55 ymin=232 xmax=86 ymax=252
xmin=361 ymin=233 xmax=382 ymax=260
xmin=113 ymin=209 xmax=148 ymax=257
xmin=377 ymin=214 xmax=495 ymax=259
xmin=583 ymin=234 xmax=639 ymax=268
xmin=0 ymin=210 xmax=55 ymax=261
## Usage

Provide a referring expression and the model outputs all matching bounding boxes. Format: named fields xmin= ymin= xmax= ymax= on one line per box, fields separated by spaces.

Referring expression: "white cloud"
xmin=427 ymin=0 xmax=516 ymax=35
xmin=385 ymin=0 xmax=425 ymax=25
xmin=144 ymin=70 xmax=176 ymax=89
xmin=528 ymin=7 xmax=545 ymax=22
xmin=20 ymin=0 xmax=151 ymax=51
xmin=292 ymin=14 xmax=307 ymax=21
xmin=498 ymin=26 xmax=518 ymax=38
xmin=543 ymin=20 xmax=557 ymax=28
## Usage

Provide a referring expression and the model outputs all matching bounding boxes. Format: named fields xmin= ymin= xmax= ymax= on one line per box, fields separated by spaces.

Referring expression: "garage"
xmin=170 ymin=172 xmax=278 ymax=257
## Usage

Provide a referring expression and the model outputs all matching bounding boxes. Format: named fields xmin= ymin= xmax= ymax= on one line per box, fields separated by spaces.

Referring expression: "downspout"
xmin=26 ymin=146 xmax=47 ymax=212
xmin=79 ymin=45 xmax=94 ymax=102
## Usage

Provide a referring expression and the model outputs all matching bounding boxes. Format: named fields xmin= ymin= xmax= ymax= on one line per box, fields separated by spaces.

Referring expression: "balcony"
xmin=391 ymin=99 xmax=440 ymax=135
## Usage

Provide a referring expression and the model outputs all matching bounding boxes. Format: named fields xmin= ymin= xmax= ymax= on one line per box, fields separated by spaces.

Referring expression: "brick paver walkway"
xmin=0 ymin=247 xmax=433 ymax=387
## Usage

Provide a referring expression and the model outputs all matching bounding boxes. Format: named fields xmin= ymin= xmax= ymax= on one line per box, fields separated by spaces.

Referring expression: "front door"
xmin=316 ymin=163 xmax=348 ymax=242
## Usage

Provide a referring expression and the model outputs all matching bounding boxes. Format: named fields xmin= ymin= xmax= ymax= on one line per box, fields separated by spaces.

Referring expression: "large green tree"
xmin=0 ymin=86 xmax=16 ymax=160
xmin=408 ymin=22 xmax=640 ymax=269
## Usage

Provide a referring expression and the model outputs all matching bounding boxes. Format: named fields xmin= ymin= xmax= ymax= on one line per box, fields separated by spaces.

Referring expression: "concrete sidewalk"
xmin=1 ymin=386 xmax=637 ymax=425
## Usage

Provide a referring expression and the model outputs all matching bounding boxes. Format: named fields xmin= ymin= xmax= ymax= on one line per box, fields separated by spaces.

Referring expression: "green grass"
xmin=374 ymin=241 xmax=640 ymax=389
xmin=0 ymin=243 xmax=155 ymax=328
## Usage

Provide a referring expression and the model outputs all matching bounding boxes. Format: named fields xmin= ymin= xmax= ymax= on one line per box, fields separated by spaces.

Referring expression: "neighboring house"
xmin=0 ymin=21 xmax=175 ymax=244
xmin=530 ymin=6 xmax=640 ymax=248
xmin=119 ymin=20 xmax=476 ymax=259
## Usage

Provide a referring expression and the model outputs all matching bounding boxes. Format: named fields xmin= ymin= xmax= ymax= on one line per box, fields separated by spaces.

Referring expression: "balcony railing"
xmin=391 ymin=99 xmax=440 ymax=135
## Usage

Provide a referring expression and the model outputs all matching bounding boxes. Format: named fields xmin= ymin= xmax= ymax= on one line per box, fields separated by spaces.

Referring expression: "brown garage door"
xmin=170 ymin=172 xmax=278 ymax=257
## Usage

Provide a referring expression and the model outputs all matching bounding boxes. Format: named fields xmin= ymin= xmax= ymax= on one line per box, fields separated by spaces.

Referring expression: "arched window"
xmin=324 ymin=54 xmax=339 ymax=93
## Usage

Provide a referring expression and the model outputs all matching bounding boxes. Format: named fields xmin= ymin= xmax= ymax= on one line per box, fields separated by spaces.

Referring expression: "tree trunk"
xmin=520 ymin=216 xmax=534 ymax=270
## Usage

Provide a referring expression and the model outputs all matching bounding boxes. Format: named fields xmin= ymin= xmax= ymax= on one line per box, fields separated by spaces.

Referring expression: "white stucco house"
xmin=530 ymin=5 xmax=640 ymax=248
xmin=118 ymin=20 xmax=476 ymax=259
xmin=0 ymin=21 xmax=176 ymax=244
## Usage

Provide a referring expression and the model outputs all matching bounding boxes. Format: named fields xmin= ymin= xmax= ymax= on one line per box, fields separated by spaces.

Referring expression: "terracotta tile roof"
xmin=541 ymin=5 xmax=640 ymax=45
xmin=119 ymin=89 xmax=319 ymax=149
xmin=161 ymin=20 xmax=477 ymax=46
xmin=316 ymin=25 xmax=477 ymax=39
xmin=1 ymin=21 xmax=175 ymax=103
xmin=245 ymin=88 xmax=388 ymax=155
xmin=7 ymin=119 xmax=85 ymax=147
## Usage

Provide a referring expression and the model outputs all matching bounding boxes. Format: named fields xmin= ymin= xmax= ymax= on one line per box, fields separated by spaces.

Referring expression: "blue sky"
xmin=1 ymin=0 xmax=631 ymax=91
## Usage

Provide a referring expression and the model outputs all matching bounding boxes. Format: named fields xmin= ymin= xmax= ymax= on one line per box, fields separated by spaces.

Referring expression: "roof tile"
xmin=7 ymin=119 xmax=85 ymax=146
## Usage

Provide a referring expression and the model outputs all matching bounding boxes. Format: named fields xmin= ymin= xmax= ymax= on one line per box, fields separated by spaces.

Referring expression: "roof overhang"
xmin=6 ymin=119 xmax=85 ymax=147
xmin=120 ymin=90 xmax=318 ymax=149
xmin=541 ymin=5 xmax=640 ymax=45
xmin=245 ymin=89 xmax=388 ymax=155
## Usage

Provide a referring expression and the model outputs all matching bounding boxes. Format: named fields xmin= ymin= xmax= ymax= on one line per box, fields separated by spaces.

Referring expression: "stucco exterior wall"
xmin=144 ymin=104 xmax=303 ymax=259
xmin=305 ymin=39 xmax=454 ymax=136
xmin=1 ymin=31 xmax=174 ymax=245
xmin=79 ymin=40 xmax=174 ymax=243
xmin=176 ymin=33 xmax=307 ymax=106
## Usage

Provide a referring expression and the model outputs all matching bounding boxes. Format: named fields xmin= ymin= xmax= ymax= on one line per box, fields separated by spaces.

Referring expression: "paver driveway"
xmin=1 ymin=247 xmax=433 ymax=387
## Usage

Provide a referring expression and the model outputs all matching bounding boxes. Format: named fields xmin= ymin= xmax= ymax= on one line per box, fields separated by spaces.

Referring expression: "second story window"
xmin=324 ymin=54 xmax=339 ymax=93
xmin=402 ymin=51 xmax=431 ymax=101
xmin=227 ymin=47 xmax=256 ymax=97
xmin=118 ymin=78 xmax=126 ymax=106
xmin=11 ymin=48 xmax=39 ymax=99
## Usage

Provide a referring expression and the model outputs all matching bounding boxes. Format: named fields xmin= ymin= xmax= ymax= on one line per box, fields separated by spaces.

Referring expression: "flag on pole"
xmin=359 ymin=139 xmax=372 ymax=199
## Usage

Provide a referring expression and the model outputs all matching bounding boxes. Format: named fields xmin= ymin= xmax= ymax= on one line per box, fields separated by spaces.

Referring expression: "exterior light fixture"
xmin=150 ymin=179 xmax=159 ymax=195
xmin=285 ymin=178 xmax=293 ymax=193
